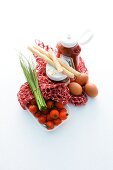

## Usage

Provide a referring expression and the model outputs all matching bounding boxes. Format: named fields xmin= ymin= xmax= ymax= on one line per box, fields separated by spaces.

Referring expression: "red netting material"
xmin=77 ymin=57 xmax=88 ymax=74
xmin=17 ymin=83 xmax=34 ymax=109
xmin=17 ymin=40 xmax=88 ymax=109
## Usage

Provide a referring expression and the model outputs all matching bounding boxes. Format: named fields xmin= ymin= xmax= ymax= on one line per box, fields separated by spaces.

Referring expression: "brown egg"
xmin=68 ymin=82 xmax=82 ymax=96
xmin=75 ymin=73 xmax=88 ymax=86
xmin=84 ymin=83 xmax=98 ymax=97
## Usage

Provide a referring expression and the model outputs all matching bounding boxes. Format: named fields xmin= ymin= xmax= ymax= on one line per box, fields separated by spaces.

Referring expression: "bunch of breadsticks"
xmin=28 ymin=45 xmax=81 ymax=79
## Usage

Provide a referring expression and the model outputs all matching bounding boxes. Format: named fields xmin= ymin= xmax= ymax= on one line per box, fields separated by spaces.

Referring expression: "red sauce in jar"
xmin=56 ymin=35 xmax=81 ymax=70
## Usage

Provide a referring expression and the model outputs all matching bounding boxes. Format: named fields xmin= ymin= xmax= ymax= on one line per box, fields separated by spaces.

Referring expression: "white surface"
xmin=0 ymin=0 xmax=113 ymax=170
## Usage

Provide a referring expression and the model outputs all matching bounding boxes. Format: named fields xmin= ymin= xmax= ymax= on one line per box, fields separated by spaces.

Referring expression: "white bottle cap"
xmin=59 ymin=34 xmax=77 ymax=48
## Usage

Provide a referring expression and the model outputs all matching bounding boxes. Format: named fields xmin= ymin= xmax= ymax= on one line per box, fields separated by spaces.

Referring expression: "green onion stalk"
xmin=19 ymin=52 xmax=47 ymax=111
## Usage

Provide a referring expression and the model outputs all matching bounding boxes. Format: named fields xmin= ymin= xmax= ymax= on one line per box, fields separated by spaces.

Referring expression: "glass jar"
xmin=56 ymin=35 xmax=81 ymax=70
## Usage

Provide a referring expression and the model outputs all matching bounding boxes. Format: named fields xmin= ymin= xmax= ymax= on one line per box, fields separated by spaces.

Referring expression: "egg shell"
xmin=68 ymin=82 xmax=83 ymax=96
xmin=84 ymin=83 xmax=98 ymax=97
xmin=75 ymin=73 xmax=88 ymax=86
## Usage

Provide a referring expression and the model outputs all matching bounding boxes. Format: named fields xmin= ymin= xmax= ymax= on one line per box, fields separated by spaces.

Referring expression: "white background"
xmin=0 ymin=0 xmax=113 ymax=170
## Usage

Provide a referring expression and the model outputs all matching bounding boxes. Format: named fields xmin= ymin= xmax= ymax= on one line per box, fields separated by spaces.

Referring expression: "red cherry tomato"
xmin=28 ymin=105 xmax=38 ymax=114
xmin=35 ymin=111 xmax=41 ymax=118
xmin=54 ymin=118 xmax=62 ymax=126
xmin=50 ymin=109 xmax=59 ymax=119
xmin=47 ymin=114 xmax=52 ymax=121
xmin=46 ymin=121 xmax=54 ymax=130
xmin=38 ymin=115 xmax=46 ymax=124
xmin=55 ymin=102 xmax=64 ymax=109
xmin=46 ymin=100 xmax=54 ymax=109
xmin=41 ymin=109 xmax=49 ymax=115
xmin=59 ymin=110 xmax=68 ymax=120
xmin=60 ymin=108 xmax=67 ymax=113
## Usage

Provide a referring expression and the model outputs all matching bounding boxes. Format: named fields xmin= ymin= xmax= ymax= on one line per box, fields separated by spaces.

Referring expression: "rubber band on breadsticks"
xmin=28 ymin=46 xmax=74 ymax=78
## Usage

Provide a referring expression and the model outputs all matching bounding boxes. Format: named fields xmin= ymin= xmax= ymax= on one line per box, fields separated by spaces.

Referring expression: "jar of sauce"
xmin=56 ymin=35 xmax=81 ymax=70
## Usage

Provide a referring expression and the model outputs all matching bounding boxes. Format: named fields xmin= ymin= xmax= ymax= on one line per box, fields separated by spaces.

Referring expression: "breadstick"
xmin=48 ymin=49 xmax=63 ymax=73
xmin=34 ymin=45 xmax=63 ymax=73
xmin=28 ymin=46 xmax=53 ymax=65
xmin=33 ymin=45 xmax=49 ymax=57
xmin=28 ymin=46 xmax=74 ymax=78
xmin=33 ymin=45 xmax=81 ymax=77
xmin=62 ymin=67 xmax=74 ymax=78
xmin=58 ymin=58 xmax=81 ymax=77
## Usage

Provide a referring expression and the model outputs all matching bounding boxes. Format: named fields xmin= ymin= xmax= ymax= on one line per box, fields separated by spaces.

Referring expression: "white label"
xmin=60 ymin=55 xmax=75 ymax=69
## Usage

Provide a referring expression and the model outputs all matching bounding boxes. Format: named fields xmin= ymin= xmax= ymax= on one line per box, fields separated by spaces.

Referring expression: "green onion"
xmin=18 ymin=52 xmax=47 ymax=111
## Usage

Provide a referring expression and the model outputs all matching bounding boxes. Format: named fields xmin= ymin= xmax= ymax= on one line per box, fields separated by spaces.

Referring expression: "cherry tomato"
xmin=55 ymin=102 xmax=64 ymax=109
xmin=47 ymin=114 xmax=52 ymax=121
xmin=46 ymin=121 xmax=54 ymax=130
xmin=46 ymin=100 xmax=54 ymax=109
xmin=60 ymin=108 xmax=67 ymax=113
xmin=50 ymin=109 xmax=59 ymax=119
xmin=28 ymin=105 xmax=38 ymax=114
xmin=38 ymin=115 xmax=46 ymax=124
xmin=35 ymin=111 xmax=41 ymax=118
xmin=59 ymin=110 xmax=68 ymax=120
xmin=42 ymin=109 xmax=49 ymax=115
xmin=54 ymin=118 xmax=62 ymax=126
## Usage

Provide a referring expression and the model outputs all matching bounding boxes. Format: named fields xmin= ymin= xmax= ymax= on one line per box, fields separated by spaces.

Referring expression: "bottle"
xmin=56 ymin=35 xmax=81 ymax=70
